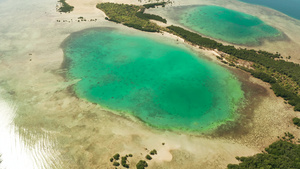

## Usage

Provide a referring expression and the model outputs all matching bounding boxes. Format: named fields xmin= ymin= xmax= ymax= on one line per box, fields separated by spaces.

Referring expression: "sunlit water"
xmin=0 ymin=89 xmax=59 ymax=169
xmin=63 ymin=28 xmax=244 ymax=132
xmin=178 ymin=5 xmax=282 ymax=45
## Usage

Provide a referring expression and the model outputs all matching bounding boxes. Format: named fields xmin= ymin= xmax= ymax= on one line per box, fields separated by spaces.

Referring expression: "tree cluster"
xmin=293 ymin=117 xmax=300 ymax=127
xmin=249 ymin=70 xmax=276 ymax=84
xmin=167 ymin=25 xmax=300 ymax=111
xmin=136 ymin=12 xmax=167 ymax=23
xmin=271 ymin=83 xmax=300 ymax=111
xmin=150 ymin=149 xmax=157 ymax=155
xmin=143 ymin=2 xmax=167 ymax=9
xmin=136 ymin=160 xmax=148 ymax=169
xmin=228 ymin=140 xmax=300 ymax=169
xmin=58 ymin=0 xmax=74 ymax=13
xmin=110 ymin=153 xmax=132 ymax=168
xmin=97 ymin=3 xmax=162 ymax=32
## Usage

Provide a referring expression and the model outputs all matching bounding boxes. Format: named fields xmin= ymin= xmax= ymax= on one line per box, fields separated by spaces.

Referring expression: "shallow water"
xmin=0 ymin=90 xmax=55 ymax=169
xmin=64 ymin=29 xmax=244 ymax=131
xmin=178 ymin=5 xmax=282 ymax=45
xmin=239 ymin=0 xmax=300 ymax=20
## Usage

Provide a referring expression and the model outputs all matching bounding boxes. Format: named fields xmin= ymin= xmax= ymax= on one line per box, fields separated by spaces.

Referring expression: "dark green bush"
xmin=145 ymin=154 xmax=152 ymax=160
xmin=121 ymin=156 xmax=129 ymax=168
xmin=292 ymin=117 xmax=300 ymax=126
xmin=97 ymin=3 xmax=161 ymax=32
xmin=136 ymin=160 xmax=148 ymax=169
xmin=113 ymin=162 xmax=120 ymax=166
xmin=58 ymin=0 xmax=74 ymax=13
xmin=294 ymin=104 xmax=300 ymax=111
xmin=113 ymin=153 xmax=120 ymax=160
xmin=150 ymin=149 xmax=157 ymax=155
xmin=136 ymin=12 xmax=167 ymax=23
xmin=228 ymin=140 xmax=300 ymax=169
xmin=143 ymin=2 xmax=166 ymax=9
xmin=250 ymin=71 xmax=276 ymax=84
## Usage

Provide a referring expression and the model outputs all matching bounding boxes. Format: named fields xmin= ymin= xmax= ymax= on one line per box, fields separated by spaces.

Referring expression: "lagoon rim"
xmin=63 ymin=28 xmax=245 ymax=132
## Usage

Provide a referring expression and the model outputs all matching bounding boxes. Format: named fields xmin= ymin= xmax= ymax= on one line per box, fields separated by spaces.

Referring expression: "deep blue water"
xmin=239 ymin=0 xmax=300 ymax=20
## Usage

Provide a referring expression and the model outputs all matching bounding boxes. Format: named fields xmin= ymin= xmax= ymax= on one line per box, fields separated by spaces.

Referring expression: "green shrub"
xmin=136 ymin=160 xmax=148 ymax=169
xmin=113 ymin=162 xmax=120 ymax=166
xmin=136 ymin=12 xmax=167 ymax=23
xmin=294 ymin=104 xmax=300 ymax=111
xmin=292 ymin=117 xmax=300 ymax=126
xmin=96 ymin=3 xmax=161 ymax=32
xmin=227 ymin=140 xmax=300 ymax=169
xmin=145 ymin=154 xmax=152 ymax=160
xmin=143 ymin=2 xmax=166 ymax=9
xmin=113 ymin=153 xmax=120 ymax=160
xmin=58 ymin=0 xmax=74 ymax=13
xmin=121 ymin=156 xmax=129 ymax=168
xmin=250 ymin=71 xmax=276 ymax=84
xmin=150 ymin=149 xmax=157 ymax=155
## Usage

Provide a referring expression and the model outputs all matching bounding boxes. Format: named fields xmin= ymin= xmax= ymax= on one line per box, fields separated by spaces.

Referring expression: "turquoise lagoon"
xmin=178 ymin=5 xmax=282 ymax=45
xmin=239 ymin=0 xmax=300 ymax=20
xmin=63 ymin=29 xmax=244 ymax=131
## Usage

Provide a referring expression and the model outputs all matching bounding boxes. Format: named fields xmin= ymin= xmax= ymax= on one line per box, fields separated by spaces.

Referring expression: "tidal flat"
xmin=0 ymin=0 xmax=300 ymax=168
xmin=147 ymin=0 xmax=300 ymax=64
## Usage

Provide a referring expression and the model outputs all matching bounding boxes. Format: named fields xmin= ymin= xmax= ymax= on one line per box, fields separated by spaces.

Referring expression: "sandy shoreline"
xmin=146 ymin=0 xmax=300 ymax=64
xmin=0 ymin=0 xmax=299 ymax=168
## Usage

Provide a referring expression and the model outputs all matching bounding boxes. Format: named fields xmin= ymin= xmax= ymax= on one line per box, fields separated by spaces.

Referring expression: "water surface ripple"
xmin=64 ymin=29 xmax=244 ymax=131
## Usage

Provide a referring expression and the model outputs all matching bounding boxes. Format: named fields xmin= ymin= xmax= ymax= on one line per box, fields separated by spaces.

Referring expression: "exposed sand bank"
xmin=0 ymin=0 xmax=299 ymax=168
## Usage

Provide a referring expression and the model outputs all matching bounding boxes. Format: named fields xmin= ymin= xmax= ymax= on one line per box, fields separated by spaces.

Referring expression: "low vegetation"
xmin=136 ymin=11 xmax=167 ymax=23
xmin=227 ymin=135 xmax=300 ymax=169
xmin=293 ymin=117 xmax=300 ymax=126
xmin=109 ymin=153 xmax=134 ymax=168
xmin=145 ymin=154 xmax=152 ymax=160
xmin=121 ymin=156 xmax=129 ymax=168
xmin=113 ymin=153 xmax=120 ymax=160
xmin=100 ymin=3 xmax=300 ymax=169
xmin=113 ymin=161 xmax=120 ymax=166
xmin=57 ymin=0 xmax=74 ymax=13
xmin=143 ymin=2 xmax=167 ymax=9
xmin=96 ymin=3 xmax=167 ymax=32
xmin=109 ymin=149 xmax=157 ymax=168
xmin=167 ymin=25 xmax=300 ymax=112
xmin=136 ymin=160 xmax=148 ymax=169
xmin=150 ymin=149 xmax=157 ymax=155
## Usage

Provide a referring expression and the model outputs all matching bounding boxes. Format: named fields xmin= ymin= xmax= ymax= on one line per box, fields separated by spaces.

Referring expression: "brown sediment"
xmin=211 ymin=67 xmax=268 ymax=138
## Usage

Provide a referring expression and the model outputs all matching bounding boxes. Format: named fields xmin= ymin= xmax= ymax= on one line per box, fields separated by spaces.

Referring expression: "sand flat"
xmin=0 ymin=0 xmax=299 ymax=168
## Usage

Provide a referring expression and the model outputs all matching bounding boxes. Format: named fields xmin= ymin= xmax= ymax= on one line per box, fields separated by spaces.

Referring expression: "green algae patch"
xmin=178 ymin=5 xmax=282 ymax=45
xmin=63 ymin=29 xmax=244 ymax=132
